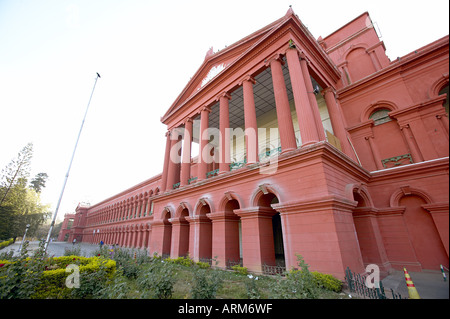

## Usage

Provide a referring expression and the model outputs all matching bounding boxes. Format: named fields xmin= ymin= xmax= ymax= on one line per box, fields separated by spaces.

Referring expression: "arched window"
xmin=439 ymin=84 xmax=449 ymax=114
xmin=369 ymin=108 xmax=391 ymax=125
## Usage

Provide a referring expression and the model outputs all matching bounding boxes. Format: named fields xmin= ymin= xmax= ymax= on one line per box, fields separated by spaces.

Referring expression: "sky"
xmin=0 ymin=0 xmax=448 ymax=223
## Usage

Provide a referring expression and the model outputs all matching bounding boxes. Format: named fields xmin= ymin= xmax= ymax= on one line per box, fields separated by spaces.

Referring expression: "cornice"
xmin=86 ymin=173 xmax=162 ymax=212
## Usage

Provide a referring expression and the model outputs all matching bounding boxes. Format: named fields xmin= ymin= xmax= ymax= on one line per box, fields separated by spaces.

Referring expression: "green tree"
xmin=0 ymin=143 xmax=50 ymax=240
xmin=29 ymin=172 xmax=48 ymax=193
xmin=0 ymin=143 xmax=33 ymax=207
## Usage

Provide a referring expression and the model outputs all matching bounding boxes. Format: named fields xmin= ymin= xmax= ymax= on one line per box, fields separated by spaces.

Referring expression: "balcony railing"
xmin=206 ymin=168 xmax=219 ymax=179
xmin=381 ymin=153 xmax=413 ymax=168
xmin=259 ymin=146 xmax=282 ymax=160
xmin=229 ymin=158 xmax=246 ymax=170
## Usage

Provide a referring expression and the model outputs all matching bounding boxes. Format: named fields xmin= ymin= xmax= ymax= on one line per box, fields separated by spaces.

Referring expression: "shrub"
xmin=245 ymin=276 xmax=261 ymax=299
xmin=311 ymin=271 xmax=342 ymax=292
xmin=195 ymin=261 xmax=210 ymax=269
xmin=269 ymin=254 xmax=319 ymax=299
xmin=164 ymin=256 xmax=195 ymax=267
xmin=0 ymin=241 xmax=48 ymax=299
xmin=98 ymin=271 xmax=131 ymax=299
xmin=231 ymin=265 xmax=248 ymax=275
xmin=33 ymin=256 xmax=116 ymax=299
xmin=190 ymin=268 xmax=223 ymax=299
xmin=63 ymin=245 xmax=81 ymax=256
xmin=138 ymin=260 xmax=175 ymax=299
xmin=0 ymin=238 xmax=14 ymax=250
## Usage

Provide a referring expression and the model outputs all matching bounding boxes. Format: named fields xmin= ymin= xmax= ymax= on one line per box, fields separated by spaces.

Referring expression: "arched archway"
xmin=191 ymin=198 xmax=213 ymax=262
xmin=257 ymin=191 xmax=285 ymax=270
xmin=223 ymin=197 xmax=242 ymax=268
xmin=171 ymin=203 xmax=191 ymax=258
xmin=351 ymin=187 xmax=390 ymax=273
xmin=401 ymin=195 xmax=449 ymax=270
xmin=161 ymin=208 xmax=172 ymax=258
xmin=237 ymin=186 xmax=285 ymax=274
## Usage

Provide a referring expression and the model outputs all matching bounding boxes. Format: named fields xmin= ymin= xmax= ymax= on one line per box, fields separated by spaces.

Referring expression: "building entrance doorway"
xmin=256 ymin=191 xmax=285 ymax=271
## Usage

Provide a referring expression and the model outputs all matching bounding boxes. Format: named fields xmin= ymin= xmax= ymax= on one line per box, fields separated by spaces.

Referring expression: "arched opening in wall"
xmin=197 ymin=203 xmax=212 ymax=263
xmin=401 ymin=195 xmax=449 ymax=270
xmin=369 ymin=106 xmax=411 ymax=167
xmin=178 ymin=208 xmax=190 ymax=257
xmin=439 ymin=84 xmax=449 ymax=114
xmin=161 ymin=210 xmax=172 ymax=259
xmin=223 ymin=199 xmax=242 ymax=268
xmin=369 ymin=108 xmax=392 ymax=126
xmin=352 ymin=191 xmax=376 ymax=266
xmin=256 ymin=192 xmax=285 ymax=270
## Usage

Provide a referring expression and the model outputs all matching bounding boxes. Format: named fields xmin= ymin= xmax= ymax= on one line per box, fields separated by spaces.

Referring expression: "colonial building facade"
xmin=61 ymin=8 xmax=449 ymax=279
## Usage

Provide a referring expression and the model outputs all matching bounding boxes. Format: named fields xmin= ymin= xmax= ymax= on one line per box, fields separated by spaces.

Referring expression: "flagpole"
xmin=44 ymin=73 xmax=101 ymax=252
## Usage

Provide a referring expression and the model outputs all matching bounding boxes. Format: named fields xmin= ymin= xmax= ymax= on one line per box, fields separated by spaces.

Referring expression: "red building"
xmin=61 ymin=8 xmax=449 ymax=279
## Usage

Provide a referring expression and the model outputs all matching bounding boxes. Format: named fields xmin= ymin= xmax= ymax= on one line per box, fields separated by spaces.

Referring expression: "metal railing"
xmin=345 ymin=267 xmax=404 ymax=299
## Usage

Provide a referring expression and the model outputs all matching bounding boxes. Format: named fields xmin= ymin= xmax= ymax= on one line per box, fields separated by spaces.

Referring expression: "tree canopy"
xmin=0 ymin=143 xmax=50 ymax=240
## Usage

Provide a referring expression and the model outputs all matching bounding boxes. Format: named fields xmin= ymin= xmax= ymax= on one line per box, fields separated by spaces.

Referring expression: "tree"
xmin=29 ymin=173 xmax=49 ymax=193
xmin=0 ymin=143 xmax=33 ymax=207
xmin=0 ymin=143 xmax=50 ymax=240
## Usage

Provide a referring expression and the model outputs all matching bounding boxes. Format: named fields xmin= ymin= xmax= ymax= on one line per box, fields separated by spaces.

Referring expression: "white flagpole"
xmin=44 ymin=73 xmax=101 ymax=252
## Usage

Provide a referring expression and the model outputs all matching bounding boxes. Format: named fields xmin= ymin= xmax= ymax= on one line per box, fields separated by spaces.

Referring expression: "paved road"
xmin=381 ymin=269 xmax=448 ymax=299
xmin=1 ymin=240 xmax=102 ymax=257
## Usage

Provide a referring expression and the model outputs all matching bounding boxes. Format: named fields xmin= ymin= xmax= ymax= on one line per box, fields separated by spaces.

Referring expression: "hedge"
xmin=34 ymin=256 xmax=116 ymax=299
xmin=0 ymin=255 xmax=116 ymax=299
xmin=0 ymin=238 xmax=14 ymax=250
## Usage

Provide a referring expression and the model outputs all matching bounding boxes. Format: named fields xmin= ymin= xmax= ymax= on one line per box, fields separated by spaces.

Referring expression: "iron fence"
xmin=345 ymin=267 xmax=404 ymax=299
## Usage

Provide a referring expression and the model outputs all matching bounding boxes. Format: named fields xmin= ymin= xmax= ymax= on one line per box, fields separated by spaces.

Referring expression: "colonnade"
xmin=86 ymin=223 xmax=151 ymax=249
xmin=161 ymin=47 xmax=354 ymax=191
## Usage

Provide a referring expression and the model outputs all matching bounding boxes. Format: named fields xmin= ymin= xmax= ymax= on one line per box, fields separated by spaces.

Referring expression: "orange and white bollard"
xmin=403 ymin=267 xmax=420 ymax=299
xmin=440 ymin=265 xmax=447 ymax=281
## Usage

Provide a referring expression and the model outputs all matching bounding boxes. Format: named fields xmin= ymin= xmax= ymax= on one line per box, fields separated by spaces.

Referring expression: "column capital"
xmin=234 ymin=206 xmax=276 ymax=219
xmin=201 ymin=106 xmax=211 ymax=114
xmin=264 ymin=53 xmax=284 ymax=67
xmin=183 ymin=117 xmax=193 ymax=124
xmin=321 ymin=87 xmax=336 ymax=97
xmin=399 ymin=123 xmax=410 ymax=130
xmin=206 ymin=211 xmax=240 ymax=222
xmin=215 ymin=91 xmax=231 ymax=101
xmin=238 ymin=74 xmax=256 ymax=86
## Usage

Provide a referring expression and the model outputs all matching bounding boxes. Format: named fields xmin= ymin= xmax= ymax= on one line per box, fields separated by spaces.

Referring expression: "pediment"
xmin=161 ymin=7 xmax=337 ymax=124
xmin=162 ymin=14 xmax=289 ymax=122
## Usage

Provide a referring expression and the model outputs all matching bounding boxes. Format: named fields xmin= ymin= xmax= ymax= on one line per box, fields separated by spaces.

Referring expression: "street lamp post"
xmin=18 ymin=224 xmax=31 ymax=253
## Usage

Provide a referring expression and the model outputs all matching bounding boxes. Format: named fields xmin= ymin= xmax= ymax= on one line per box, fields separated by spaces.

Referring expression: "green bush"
xmin=231 ymin=265 xmax=248 ymax=275
xmin=195 ymin=261 xmax=211 ymax=269
xmin=269 ymin=254 xmax=319 ymax=299
xmin=0 ymin=252 xmax=116 ymax=299
xmin=0 ymin=238 xmax=14 ymax=250
xmin=164 ymin=256 xmax=195 ymax=267
xmin=138 ymin=260 xmax=175 ymax=299
xmin=190 ymin=268 xmax=223 ymax=299
xmin=33 ymin=256 xmax=116 ymax=299
xmin=311 ymin=271 xmax=342 ymax=292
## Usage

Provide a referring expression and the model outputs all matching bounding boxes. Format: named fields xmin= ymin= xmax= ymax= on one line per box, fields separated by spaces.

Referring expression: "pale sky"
xmin=0 ymin=0 xmax=448 ymax=223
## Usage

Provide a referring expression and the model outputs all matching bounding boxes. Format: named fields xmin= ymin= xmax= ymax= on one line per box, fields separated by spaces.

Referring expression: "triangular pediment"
xmin=160 ymin=7 xmax=337 ymax=124
xmin=161 ymin=13 xmax=290 ymax=122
